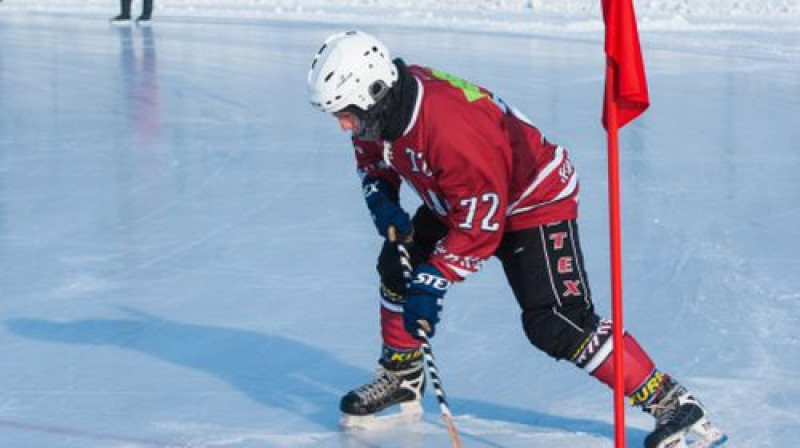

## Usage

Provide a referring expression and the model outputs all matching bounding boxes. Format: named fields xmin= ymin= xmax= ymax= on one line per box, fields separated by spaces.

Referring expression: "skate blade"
xmin=650 ymin=416 xmax=728 ymax=448
xmin=686 ymin=417 xmax=728 ymax=448
xmin=340 ymin=401 xmax=423 ymax=430
xmin=654 ymin=433 xmax=690 ymax=448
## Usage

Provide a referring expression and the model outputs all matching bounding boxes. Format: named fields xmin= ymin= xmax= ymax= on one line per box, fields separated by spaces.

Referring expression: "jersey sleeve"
xmin=425 ymin=105 xmax=511 ymax=282
xmin=353 ymin=138 xmax=402 ymax=190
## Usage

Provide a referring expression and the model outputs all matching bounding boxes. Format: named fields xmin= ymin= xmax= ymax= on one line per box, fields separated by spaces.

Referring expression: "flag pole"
xmin=602 ymin=0 xmax=650 ymax=445
xmin=605 ymin=62 xmax=627 ymax=448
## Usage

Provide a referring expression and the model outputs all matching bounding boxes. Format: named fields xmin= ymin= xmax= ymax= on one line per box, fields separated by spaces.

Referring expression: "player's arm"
xmin=403 ymin=123 xmax=510 ymax=338
xmin=354 ymin=138 xmax=413 ymax=241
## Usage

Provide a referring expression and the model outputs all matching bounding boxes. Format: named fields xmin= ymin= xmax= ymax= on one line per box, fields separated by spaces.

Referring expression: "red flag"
xmin=602 ymin=0 xmax=649 ymax=129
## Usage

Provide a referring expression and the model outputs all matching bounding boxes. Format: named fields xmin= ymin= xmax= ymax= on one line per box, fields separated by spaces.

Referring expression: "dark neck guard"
xmin=379 ymin=58 xmax=418 ymax=141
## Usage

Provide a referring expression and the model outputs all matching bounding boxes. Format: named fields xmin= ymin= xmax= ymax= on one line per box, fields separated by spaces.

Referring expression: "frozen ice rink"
xmin=1 ymin=9 xmax=799 ymax=448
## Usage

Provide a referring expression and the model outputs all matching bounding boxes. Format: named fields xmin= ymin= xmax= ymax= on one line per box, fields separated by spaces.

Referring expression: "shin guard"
xmin=380 ymin=297 xmax=421 ymax=370
xmin=571 ymin=319 xmax=665 ymax=403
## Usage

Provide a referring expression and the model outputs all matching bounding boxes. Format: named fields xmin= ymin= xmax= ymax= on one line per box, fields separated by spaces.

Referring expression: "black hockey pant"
xmin=378 ymin=206 xmax=599 ymax=361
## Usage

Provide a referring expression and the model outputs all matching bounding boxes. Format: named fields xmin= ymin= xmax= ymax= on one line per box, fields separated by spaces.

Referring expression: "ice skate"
xmin=643 ymin=379 xmax=728 ymax=448
xmin=136 ymin=15 xmax=152 ymax=27
xmin=109 ymin=14 xmax=131 ymax=25
xmin=340 ymin=363 xmax=425 ymax=429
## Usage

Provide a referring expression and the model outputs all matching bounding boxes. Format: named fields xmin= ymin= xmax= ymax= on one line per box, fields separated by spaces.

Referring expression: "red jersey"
xmin=355 ymin=65 xmax=578 ymax=282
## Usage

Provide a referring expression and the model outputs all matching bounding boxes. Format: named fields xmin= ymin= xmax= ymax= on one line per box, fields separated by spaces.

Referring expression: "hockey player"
xmin=306 ymin=30 xmax=727 ymax=448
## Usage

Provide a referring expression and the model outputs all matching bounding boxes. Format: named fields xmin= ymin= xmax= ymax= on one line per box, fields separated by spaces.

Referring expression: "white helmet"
xmin=307 ymin=30 xmax=398 ymax=113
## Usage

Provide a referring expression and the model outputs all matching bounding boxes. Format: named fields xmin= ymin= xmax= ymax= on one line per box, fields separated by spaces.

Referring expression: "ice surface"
xmin=1 ymin=6 xmax=799 ymax=448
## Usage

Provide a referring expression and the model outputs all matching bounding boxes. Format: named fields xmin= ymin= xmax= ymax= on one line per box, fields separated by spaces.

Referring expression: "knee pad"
xmin=522 ymin=305 xmax=597 ymax=360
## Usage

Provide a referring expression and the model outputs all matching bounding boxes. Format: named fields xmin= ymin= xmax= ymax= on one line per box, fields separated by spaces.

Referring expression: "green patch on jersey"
xmin=431 ymin=69 xmax=489 ymax=102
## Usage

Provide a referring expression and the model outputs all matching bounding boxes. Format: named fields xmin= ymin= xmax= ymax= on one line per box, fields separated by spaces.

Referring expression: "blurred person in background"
xmin=111 ymin=0 xmax=153 ymax=26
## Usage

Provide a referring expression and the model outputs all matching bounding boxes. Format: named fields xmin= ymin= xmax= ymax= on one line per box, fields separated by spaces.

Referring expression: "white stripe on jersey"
xmin=507 ymin=145 xmax=565 ymax=213
xmin=445 ymin=263 xmax=476 ymax=279
xmin=357 ymin=159 xmax=393 ymax=181
xmin=506 ymin=145 xmax=578 ymax=216
xmin=401 ymin=78 xmax=425 ymax=137
xmin=508 ymin=169 xmax=578 ymax=216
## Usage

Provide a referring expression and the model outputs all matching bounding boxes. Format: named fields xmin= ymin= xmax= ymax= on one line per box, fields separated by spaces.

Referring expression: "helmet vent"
xmin=324 ymin=71 xmax=334 ymax=82
xmin=311 ymin=44 xmax=327 ymax=70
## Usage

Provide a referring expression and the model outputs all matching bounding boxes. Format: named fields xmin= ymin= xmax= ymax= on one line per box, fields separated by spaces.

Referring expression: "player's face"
xmin=333 ymin=110 xmax=360 ymax=135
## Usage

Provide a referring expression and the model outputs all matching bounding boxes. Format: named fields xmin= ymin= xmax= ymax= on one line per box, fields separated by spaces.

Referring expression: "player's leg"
xmin=496 ymin=220 xmax=725 ymax=448
xmin=340 ymin=206 xmax=446 ymax=426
